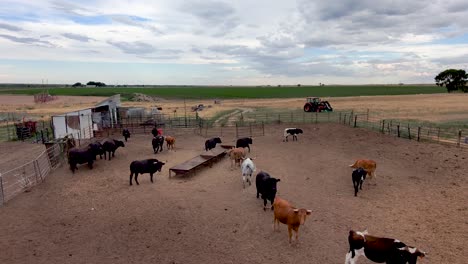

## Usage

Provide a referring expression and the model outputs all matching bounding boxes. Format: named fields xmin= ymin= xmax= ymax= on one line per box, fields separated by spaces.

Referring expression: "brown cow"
xmin=165 ymin=136 xmax=176 ymax=151
xmin=273 ymin=196 xmax=312 ymax=244
xmin=349 ymin=159 xmax=377 ymax=183
xmin=227 ymin=147 xmax=245 ymax=168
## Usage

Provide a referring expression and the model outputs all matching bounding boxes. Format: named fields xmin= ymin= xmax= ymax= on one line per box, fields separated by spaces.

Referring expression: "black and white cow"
xmin=283 ymin=128 xmax=303 ymax=142
xmin=122 ymin=128 xmax=131 ymax=142
xmin=152 ymin=135 xmax=164 ymax=153
xmin=346 ymin=230 xmax=426 ymax=264
xmin=255 ymin=171 xmax=281 ymax=211
xmin=68 ymin=143 xmax=102 ymax=173
xmin=205 ymin=137 xmax=222 ymax=151
xmin=129 ymin=159 xmax=166 ymax=185
xmin=352 ymin=167 xmax=367 ymax=197
xmin=101 ymin=138 xmax=125 ymax=161
xmin=236 ymin=137 xmax=253 ymax=152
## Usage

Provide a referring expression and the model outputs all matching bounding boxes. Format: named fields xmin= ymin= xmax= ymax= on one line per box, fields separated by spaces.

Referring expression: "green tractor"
xmin=303 ymin=97 xmax=333 ymax=112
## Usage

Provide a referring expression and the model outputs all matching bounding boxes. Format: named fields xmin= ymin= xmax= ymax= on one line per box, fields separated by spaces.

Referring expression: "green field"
xmin=0 ymin=85 xmax=445 ymax=99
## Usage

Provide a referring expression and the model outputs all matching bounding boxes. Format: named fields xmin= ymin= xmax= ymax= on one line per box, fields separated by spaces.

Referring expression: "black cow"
xmin=346 ymin=230 xmax=426 ymax=264
xmin=205 ymin=137 xmax=222 ymax=151
xmin=236 ymin=137 xmax=253 ymax=152
xmin=122 ymin=128 xmax=131 ymax=142
xmin=101 ymin=139 xmax=125 ymax=161
xmin=152 ymin=135 xmax=164 ymax=153
xmin=151 ymin=127 xmax=159 ymax=137
xmin=255 ymin=171 xmax=281 ymax=211
xmin=68 ymin=143 xmax=102 ymax=173
xmin=352 ymin=167 xmax=367 ymax=197
xmin=89 ymin=141 xmax=104 ymax=160
xmin=283 ymin=128 xmax=303 ymax=142
xmin=129 ymin=159 xmax=166 ymax=185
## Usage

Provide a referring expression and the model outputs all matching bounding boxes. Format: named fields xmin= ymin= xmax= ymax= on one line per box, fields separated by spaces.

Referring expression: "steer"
xmin=205 ymin=137 xmax=222 ymax=151
xmin=349 ymin=159 xmax=377 ymax=184
xmin=122 ymin=128 xmax=131 ymax=142
xmin=255 ymin=171 xmax=281 ymax=210
xmin=129 ymin=159 xmax=166 ymax=185
xmin=68 ymin=143 xmax=102 ymax=173
xmin=165 ymin=136 xmax=176 ymax=151
xmin=352 ymin=167 xmax=367 ymax=197
xmin=152 ymin=135 xmax=164 ymax=153
xmin=345 ymin=230 xmax=426 ymax=264
xmin=273 ymin=196 xmax=312 ymax=244
xmin=240 ymin=157 xmax=256 ymax=188
xmin=283 ymin=128 xmax=303 ymax=142
xmin=101 ymin=138 xmax=125 ymax=161
xmin=236 ymin=137 xmax=253 ymax=152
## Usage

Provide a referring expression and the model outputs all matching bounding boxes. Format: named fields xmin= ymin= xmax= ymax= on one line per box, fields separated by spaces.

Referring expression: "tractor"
xmin=303 ymin=97 xmax=333 ymax=112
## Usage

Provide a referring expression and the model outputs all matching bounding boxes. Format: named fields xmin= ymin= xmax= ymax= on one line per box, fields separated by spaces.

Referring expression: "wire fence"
xmin=0 ymin=112 xmax=53 ymax=143
xmin=0 ymin=143 xmax=64 ymax=206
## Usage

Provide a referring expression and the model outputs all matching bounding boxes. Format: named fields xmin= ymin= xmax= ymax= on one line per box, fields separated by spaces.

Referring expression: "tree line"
xmin=72 ymin=81 xmax=106 ymax=87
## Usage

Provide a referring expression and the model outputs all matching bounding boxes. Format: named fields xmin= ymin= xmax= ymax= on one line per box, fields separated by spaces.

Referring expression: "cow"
xmin=227 ymin=147 xmax=245 ymax=168
xmin=151 ymin=127 xmax=159 ymax=138
xmin=349 ymin=159 xmax=377 ymax=184
xmin=89 ymin=141 xmax=104 ymax=160
xmin=283 ymin=128 xmax=303 ymax=142
xmin=165 ymin=136 xmax=176 ymax=151
xmin=101 ymin=138 xmax=125 ymax=161
xmin=68 ymin=143 xmax=102 ymax=173
xmin=129 ymin=159 xmax=166 ymax=186
xmin=352 ymin=167 xmax=367 ymax=197
xmin=205 ymin=137 xmax=222 ymax=151
xmin=236 ymin=137 xmax=253 ymax=152
xmin=255 ymin=171 xmax=281 ymax=210
xmin=273 ymin=196 xmax=312 ymax=244
xmin=152 ymin=135 xmax=164 ymax=153
xmin=345 ymin=230 xmax=426 ymax=264
xmin=122 ymin=128 xmax=131 ymax=142
xmin=240 ymin=157 xmax=256 ymax=188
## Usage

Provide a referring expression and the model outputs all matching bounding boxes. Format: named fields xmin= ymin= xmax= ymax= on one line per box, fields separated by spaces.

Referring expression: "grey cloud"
xmin=110 ymin=15 xmax=164 ymax=35
xmin=108 ymin=40 xmax=155 ymax=55
xmin=433 ymin=54 xmax=468 ymax=65
xmin=191 ymin=47 xmax=202 ymax=53
xmin=0 ymin=34 xmax=54 ymax=47
xmin=52 ymin=0 xmax=90 ymax=16
xmin=0 ymin=23 xmax=23 ymax=32
xmin=62 ymin=33 xmax=93 ymax=42
xmin=180 ymin=1 xmax=240 ymax=36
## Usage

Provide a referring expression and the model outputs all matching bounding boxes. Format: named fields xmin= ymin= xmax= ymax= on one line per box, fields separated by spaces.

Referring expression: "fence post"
xmin=343 ymin=114 xmax=347 ymax=125
xmin=417 ymin=127 xmax=421 ymax=142
xmin=407 ymin=124 xmax=411 ymax=140
xmin=262 ymin=122 xmax=265 ymax=136
xmin=354 ymin=115 xmax=357 ymax=128
xmin=339 ymin=112 xmax=342 ymax=123
xmin=278 ymin=114 xmax=281 ymax=123
xmin=315 ymin=111 xmax=318 ymax=123
xmin=437 ymin=128 xmax=440 ymax=142
xmin=397 ymin=125 xmax=400 ymax=137
xmin=0 ymin=174 xmax=4 ymax=206
xmin=236 ymin=123 xmax=238 ymax=138
xmin=366 ymin=109 xmax=369 ymax=123
xmin=458 ymin=130 xmax=462 ymax=147
xmin=381 ymin=120 xmax=385 ymax=133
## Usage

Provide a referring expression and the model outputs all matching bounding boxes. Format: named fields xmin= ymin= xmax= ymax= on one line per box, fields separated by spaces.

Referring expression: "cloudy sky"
xmin=0 ymin=0 xmax=467 ymax=85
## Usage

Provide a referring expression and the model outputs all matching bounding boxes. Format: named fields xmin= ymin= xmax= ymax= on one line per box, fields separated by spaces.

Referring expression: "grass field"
xmin=0 ymin=85 xmax=445 ymax=99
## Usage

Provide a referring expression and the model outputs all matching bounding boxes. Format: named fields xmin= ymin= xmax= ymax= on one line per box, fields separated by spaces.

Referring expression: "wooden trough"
xmin=168 ymin=147 xmax=227 ymax=177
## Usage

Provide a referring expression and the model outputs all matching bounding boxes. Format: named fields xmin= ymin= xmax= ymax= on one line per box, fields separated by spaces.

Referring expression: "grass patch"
xmin=0 ymin=85 xmax=445 ymax=99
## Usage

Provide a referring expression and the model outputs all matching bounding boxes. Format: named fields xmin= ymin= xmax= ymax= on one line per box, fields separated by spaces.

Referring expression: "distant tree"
xmin=72 ymin=82 xmax=82 ymax=87
xmin=435 ymin=69 xmax=468 ymax=93
xmin=297 ymin=84 xmax=301 ymax=87
xmin=86 ymin=81 xmax=106 ymax=87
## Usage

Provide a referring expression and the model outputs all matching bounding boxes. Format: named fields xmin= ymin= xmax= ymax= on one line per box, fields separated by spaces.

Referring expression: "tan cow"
xmin=349 ymin=159 xmax=377 ymax=183
xmin=165 ymin=136 xmax=176 ymax=151
xmin=227 ymin=147 xmax=245 ymax=168
xmin=273 ymin=196 xmax=312 ymax=244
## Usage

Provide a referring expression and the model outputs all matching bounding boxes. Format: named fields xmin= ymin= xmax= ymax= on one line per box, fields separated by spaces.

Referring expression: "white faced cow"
xmin=240 ymin=157 xmax=256 ymax=188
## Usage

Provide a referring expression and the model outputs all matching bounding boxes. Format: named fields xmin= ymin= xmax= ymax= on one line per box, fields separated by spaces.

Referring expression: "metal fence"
xmin=0 ymin=112 xmax=53 ymax=143
xmin=0 ymin=143 xmax=64 ymax=206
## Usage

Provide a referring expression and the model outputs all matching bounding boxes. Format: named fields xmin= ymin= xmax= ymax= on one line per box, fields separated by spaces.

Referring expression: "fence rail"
xmin=0 ymin=143 xmax=64 ymax=205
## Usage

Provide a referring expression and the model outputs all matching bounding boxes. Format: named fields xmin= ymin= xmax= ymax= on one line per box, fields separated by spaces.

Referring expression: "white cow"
xmin=240 ymin=157 xmax=256 ymax=188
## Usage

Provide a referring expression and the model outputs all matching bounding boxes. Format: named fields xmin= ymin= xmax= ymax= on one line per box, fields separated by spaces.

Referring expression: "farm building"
xmin=51 ymin=108 xmax=93 ymax=139
xmin=92 ymin=94 xmax=121 ymax=129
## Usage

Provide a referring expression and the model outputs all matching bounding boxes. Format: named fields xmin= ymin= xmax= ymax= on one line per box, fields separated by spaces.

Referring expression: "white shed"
xmin=51 ymin=109 xmax=93 ymax=139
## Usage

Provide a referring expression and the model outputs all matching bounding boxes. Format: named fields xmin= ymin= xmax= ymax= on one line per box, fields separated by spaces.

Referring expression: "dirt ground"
xmin=0 ymin=124 xmax=466 ymax=264
xmin=0 ymin=142 xmax=45 ymax=172
xmin=1 ymin=93 xmax=468 ymax=122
